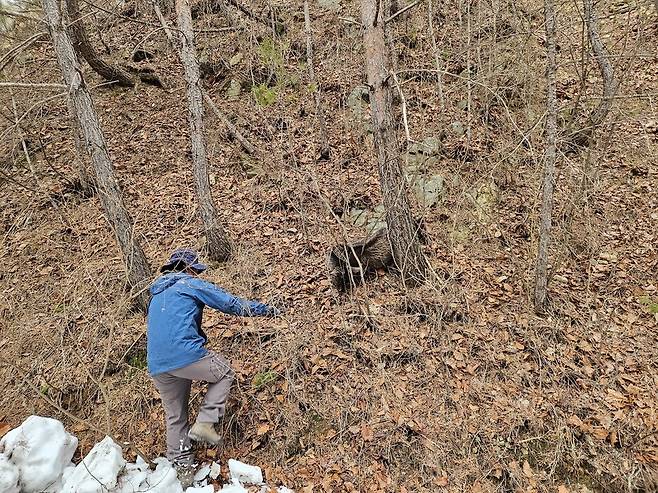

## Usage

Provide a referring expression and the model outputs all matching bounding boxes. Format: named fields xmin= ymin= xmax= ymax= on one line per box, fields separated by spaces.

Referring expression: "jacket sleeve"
xmin=189 ymin=278 xmax=275 ymax=317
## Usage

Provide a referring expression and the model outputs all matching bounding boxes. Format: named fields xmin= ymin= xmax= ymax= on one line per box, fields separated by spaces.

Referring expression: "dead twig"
xmin=0 ymin=82 xmax=66 ymax=90
xmin=0 ymin=32 xmax=48 ymax=72
xmin=9 ymin=88 xmax=37 ymax=179
xmin=385 ymin=0 xmax=423 ymax=23
xmin=152 ymin=0 xmax=174 ymax=45
xmin=391 ymin=71 xmax=411 ymax=145
xmin=203 ymin=91 xmax=256 ymax=155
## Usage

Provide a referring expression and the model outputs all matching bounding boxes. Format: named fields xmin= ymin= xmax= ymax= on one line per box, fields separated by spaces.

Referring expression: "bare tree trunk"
xmin=361 ymin=0 xmax=426 ymax=286
xmin=68 ymin=101 xmax=96 ymax=194
xmin=583 ymin=0 xmax=619 ymax=128
xmin=534 ymin=0 xmax=558 ymax=312
xmin=304 ymin=0 xmax=330 ymax=160
xmin=43 ymin=0 xmax=152 ymax=310
xmin=570 ymin=0 xmax=620 ymax=147
xmin=176 ymin=0 xmax=231 ymax=261
xmin=65 ymin=0 xmax=135 ymax=87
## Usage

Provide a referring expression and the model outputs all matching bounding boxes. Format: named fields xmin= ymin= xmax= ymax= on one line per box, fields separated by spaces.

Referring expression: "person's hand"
xmin=268 ymin=306 xmax=285 ymax=318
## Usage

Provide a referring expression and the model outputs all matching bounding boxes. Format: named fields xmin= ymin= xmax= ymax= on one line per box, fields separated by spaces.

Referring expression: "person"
xmin=146 ymin=248 xmax=279 ymax=486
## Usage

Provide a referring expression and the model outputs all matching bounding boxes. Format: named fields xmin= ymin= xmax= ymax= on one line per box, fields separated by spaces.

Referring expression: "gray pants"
xmin=152 ymin=350 xmax=235 ymax=463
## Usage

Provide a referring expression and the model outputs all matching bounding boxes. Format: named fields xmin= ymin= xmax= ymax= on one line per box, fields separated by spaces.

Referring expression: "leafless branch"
xmin=152 ymin=0 xmax=174 ymax=46
xmin=0 ymin=32 xmax=48 ymax=72
xmin=0 ymin=81 xmax=66 ymax=90
xmin=203 ymin=91 xmax=256 ymax=155
xmin=385 ymin=0 xmax=423 ymax=23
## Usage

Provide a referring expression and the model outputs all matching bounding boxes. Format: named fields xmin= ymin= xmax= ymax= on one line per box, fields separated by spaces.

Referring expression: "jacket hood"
xmin=150 ymin=272 xmax=190 ymax=295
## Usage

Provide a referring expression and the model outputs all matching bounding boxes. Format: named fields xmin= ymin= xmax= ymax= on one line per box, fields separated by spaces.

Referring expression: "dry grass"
xmin=1 ymin=0 xmax=657 ymax=491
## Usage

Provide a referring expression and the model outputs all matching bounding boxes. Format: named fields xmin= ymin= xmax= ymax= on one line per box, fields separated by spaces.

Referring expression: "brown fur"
xmin=326 ymin=228 xmax=394 ymax=292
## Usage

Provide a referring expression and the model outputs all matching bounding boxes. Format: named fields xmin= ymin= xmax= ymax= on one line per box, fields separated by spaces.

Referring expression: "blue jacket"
xmin=147 ymin=272 xmax=275 ymax=375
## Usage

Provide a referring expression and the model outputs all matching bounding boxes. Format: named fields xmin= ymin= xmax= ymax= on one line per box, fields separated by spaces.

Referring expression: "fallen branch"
xmin=66 ymin=0 xmax=136 ymax=87
xmin=0 ymin=81 xmax=115 ymax=144
xmin=0 ymin=8 xmax=43 ymax=23
xmin=0 ymin=81 xmax=66 ymax=90
xmin=385 ymin=0 xmax=423 ymax=23
xmin=80 ymin=0 xmax=235 ymax=32
xmin=152 ymin=0 xmax=174 ymax=45
xmin=0 ymin=168 xmax=39 ymax=193
xmin=203 ymin=91 xmax=256 ymax=154
xmin=226 ymin=0 xmax=270 ymax=26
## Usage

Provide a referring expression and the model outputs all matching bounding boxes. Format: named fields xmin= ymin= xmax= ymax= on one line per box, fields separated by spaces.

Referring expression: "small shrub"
xmin=252 ymin=370 xmax=278 ymax=389
xmin=252 ymin=84 xmax=277 ymax=106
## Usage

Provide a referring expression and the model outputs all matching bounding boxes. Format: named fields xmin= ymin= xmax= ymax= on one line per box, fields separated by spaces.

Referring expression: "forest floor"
xmin=1 ymin=0 xmax=657 ymax=491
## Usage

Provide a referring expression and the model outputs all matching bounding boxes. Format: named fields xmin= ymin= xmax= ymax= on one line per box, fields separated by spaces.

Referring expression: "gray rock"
xmin=229 ymin=53 xmax=243 ymax=66
xmin=470 ymin=181 xmax=499 ymax=223
xmin=227 ymin=79 xmax=241 ymax=99
xmin=408 ymin=136 xmax=442 ymax=156
xmin=345 ymin=208 xmax=369 ymax=227
xmin=405 ymin=153 xmax=440 ymax=178
xmin=411 ymin=174 xmax=445 ymax=208
xmin=347 ymin=86 xmax=370 ymax=118
xmin=240 ymin=155 xmax=264 ymax=178
xmin=449 ymin=121 xmax=465 ymax=137
xmin=318 ymin=0 xmax=341 ymax=11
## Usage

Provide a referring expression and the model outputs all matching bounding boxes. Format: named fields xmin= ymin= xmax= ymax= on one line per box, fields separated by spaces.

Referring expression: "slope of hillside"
xmin=1 ymin=0 xmax=657 ymax=491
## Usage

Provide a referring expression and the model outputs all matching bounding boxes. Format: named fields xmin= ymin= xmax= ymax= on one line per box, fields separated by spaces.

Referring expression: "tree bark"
xmin=65 ymin=0 xmax=135 ymax=87
xmin=583 ymin=0 xmax=619 ymax=129
xmin=304 ymin=0 xmax=330 ymax=160
xmin=361 ymin=0 xmax=426 ymax=286
xmin=67 ymin=100 xmax=96 ymax=195
xmin=43 ymin=0 xmax=152 ymax=310
xmin=534 ymin=0 xmax=558 ymax=312
xmin=176 ymin=0 xmax=231 ymax=261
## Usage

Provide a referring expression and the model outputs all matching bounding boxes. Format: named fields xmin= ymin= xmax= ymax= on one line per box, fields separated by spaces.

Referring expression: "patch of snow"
xmin=61 ymin=464 xmax=75 ymax=484
xmin=61 ymin=436 xmax=125 ymax=493
xmin=2 ymin=416 xmax=294 ymax=493
xmin=0 ymin=455 xmax=20 ymax=493
xmin=185 ymin=485 xmax=214 ymax=493
xmin=0 ymin=415 xmax=78 ymax=493
xmin=115 ymin=456 xmax=150 ymax=493
xmin=193 ymin=464 xmax=210 ymax=482
xmin=220 ymin=478 xmax=248 ymax=492
xmin=137 ymin=457 xmax=183 ymax=493
xmin=209 ymin=461 xmax=221 ymax=480
xmin=228 ymin=459 xmax=263 ymax=485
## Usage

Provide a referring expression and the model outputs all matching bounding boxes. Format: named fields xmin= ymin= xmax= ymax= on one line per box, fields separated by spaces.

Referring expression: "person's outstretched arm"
xmin=189 ymin=277 xmax=278 ymax=317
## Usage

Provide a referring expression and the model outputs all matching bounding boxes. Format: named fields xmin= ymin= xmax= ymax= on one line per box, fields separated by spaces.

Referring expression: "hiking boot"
xmin=173 ymin=462 xmax=196 ymax=488
xmin=188 ymin=421 xmax=223 ymax=446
